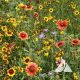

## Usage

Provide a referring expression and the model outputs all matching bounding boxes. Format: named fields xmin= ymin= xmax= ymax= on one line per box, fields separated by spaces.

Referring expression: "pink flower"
xmin=56 ymin=20 xmax=68 ymax=30
xmin=25 ymin=62 xmax=39 ymax=76
xmin=18 ymin=31 xmax=28 ymax=40
xmin=55 ymin=41 xmax=65 ymax=48
xmin=71 ymin=39 xmax=80 ymax=46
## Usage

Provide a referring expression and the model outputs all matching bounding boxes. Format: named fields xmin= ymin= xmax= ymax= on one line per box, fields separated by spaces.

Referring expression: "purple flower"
xmin=39 ymin=33 xmax=45 ymax=39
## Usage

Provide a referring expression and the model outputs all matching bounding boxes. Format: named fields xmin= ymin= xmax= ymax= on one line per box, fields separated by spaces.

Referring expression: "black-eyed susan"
xmin=2 ymin=54 xmax=8 ymax=60
xmin=49 ymin=8 xmax=54 ymax=13
xmin=2 ymin=46 xmax=8 ymax=52
xmin=44 ymin=17 xmax=49 ymax=22
xmin=74 ymin=10 xmax=79 ymax=16
xmin=7 ymin=68 xmax=16 ymax=77
xmin=23 ymin=57 xmax=31 ymax=65
xmin=0 ymin=32 xmax=3 ymax=36
xmin=6 ymin=30 xmax=13 ymax=37
xmin=38 ymin=4 xmax=43 ymax=10
xmin=16 ymin=66 xmax=24 ymax=72
xmin=1 ymin=25 xmax=7 ymax=31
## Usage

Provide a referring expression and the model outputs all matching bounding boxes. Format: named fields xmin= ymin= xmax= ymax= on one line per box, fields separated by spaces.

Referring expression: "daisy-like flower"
xmin=49 ymin=8 xmax=54 ymax=13
xmin=74 ymin=10 xmax=79 ymax=16
xmin=6 ymin=30 xmax=13 ymax=37
xmin=56 ymin=20 xmax=68 ymax=30
xmin=18 ymin=31 xmax=28 ymax=40
xmin=25 ymin=62 xmax=39 ymax=76
xmin=34 ymin=12 xmax=39 ymax=18
xmin=25 ymin=5 xmax=33 ymax=10
xmin=55 ymin=41 xmax=65 ymax=48
xmin=39 ymin=4 xmax=43 ymax=10
xmin=7 ymin=68 xmax=16 ymax=77
xmin=23 ymin=57 xmax=31 ymax=65
xmin=71 ymin=39 xmax=80 ymax=46
xmin=44 ymin=17 xmax=49 ymax=22
xmin=1 ymin=25 xmax=7 ymax=31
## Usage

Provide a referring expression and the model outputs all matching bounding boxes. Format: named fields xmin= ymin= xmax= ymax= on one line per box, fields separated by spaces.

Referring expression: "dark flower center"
xmin=9 ymin=69 xmax=14 ymax=74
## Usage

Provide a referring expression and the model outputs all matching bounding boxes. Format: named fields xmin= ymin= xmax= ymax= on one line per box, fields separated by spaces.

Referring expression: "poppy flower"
xmin=55 ymin=41 xmax=65 ymax=48
xmin=18 ymin=31 xmax=28 ymax=40
xmin=71 ymin=39 xmax=80 ymax=46
xmin=56 ymin=20 xmax=68 ymax=30
xmin=25 ymin=62 xmax=39 ymax=76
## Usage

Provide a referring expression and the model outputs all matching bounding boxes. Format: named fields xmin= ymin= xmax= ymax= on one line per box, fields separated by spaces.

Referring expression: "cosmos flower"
xmin=18 ymin=31 xmax=28 ymax=40
xmin=25 ymin=62 xmax=39 ymax=76
xmin=71 ymin=39 xmax=80 ymax=46
xmin=56 ymin=20 xmax=68 ymax=30
xmin=55 ymin=41 xmax=65 ymax=48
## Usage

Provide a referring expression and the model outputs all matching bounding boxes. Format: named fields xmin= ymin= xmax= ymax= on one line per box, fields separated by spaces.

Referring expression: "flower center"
xmin=9 ymin=69 xmax=14 ymax=74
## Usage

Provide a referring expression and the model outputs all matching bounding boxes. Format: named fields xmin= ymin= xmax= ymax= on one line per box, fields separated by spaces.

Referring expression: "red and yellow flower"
xmin=7 ymin=68 xmax=16 ymax=77
xmin=18 ymin=31 xmax=28 ymax=40
xmin=25 ymin=62 xmax=39 ymax=76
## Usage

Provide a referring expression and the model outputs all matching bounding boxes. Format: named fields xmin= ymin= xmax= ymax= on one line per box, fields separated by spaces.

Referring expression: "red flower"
xmin=34 ymin=12 xmax=39 ymax=18
xmin=18 ymin=31 xmax=28 ymax=40
xmin=71 ymin=39 xmax=80 ymax=46
xmin=25 ymin=62 xmax=39 ymax=76
xmin=25 ymin=5 xmax=33 ymax=10
xmin=55 ymin=41 xmax=65 ymax=48
xmin=56 ymin=20 xmax=68 ymax=30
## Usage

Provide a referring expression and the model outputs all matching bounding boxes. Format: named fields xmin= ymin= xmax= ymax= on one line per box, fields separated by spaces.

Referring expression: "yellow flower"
xmin=2 ymin=47 xmax=8 ymax=52
xmin=3 ymin=76 xmax=11 ymax=80
xmin=44 ymin=17 xmax=49 ymax=22
xmin=2 ymin=54 xmax=8 ymax=60
xmin=0 ymin=32 xmax=3 ymax=36
xmin=7 ymin=68 xmax=16 ymax=77
xmin=39 ymin=4 xmax=43 ymax=10
xmin=1 ymin=25 xmax=7 ymax=31
xmin=44 ymin=52 xmax=49 ymax=57
xmin=0 ymin=37 xmax=2 ymax=42
xmin=44 ymin=2 xmax=48 ymax=6
xmin=74 ymin=10 xmax=79 ymax=16
xmin=49 ymin=39 xmax=54 ymax=43
xmin=5 ymin=0 xmax=9 ymax=2
xmin=34 ymin=37 xmax=38 ymax=42
xmin=71 ymin=4 xmax=76 ymax=9
xmin=60 ymin=31 xmax=64 ymax=35
xmin=48 ymin=15 xmax=53 ymax=20
xmin=6 ymin=30 xmax=13 ymax=37
xmin=23 ymin=57 xmax=31 ymax=65
xmin=38 ymin=67 xmax=42 ymax=72
xmin=16 ymin=66 xmax=24 ymax=72
xmin=49 ymin=8 xmax=54 ymax=13
xmin=55 ymin=57 xmax=61 ymax=61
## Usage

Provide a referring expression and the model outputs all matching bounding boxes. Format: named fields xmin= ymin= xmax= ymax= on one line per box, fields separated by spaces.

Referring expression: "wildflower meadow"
xmin=0 ymin=0 xmax=80 ymax=80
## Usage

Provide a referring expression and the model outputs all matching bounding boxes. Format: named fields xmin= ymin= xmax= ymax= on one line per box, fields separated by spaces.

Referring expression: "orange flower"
xmin=25 ymin=62 xmax=39 ymax=76
xmin=56 ymin=20 xmax=68 ymax=30
xmin=34 ymin=12 xmax=39 ymax=18
xmin=18 ymin=31 xmax=28 ymax=40
xmin=71 ymin=39 xmax=80 ymax=46
xmin=55 ymin=41 xmax=65 ymax=48
xmin=25 ymin=5 xmax=33 ymax=10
